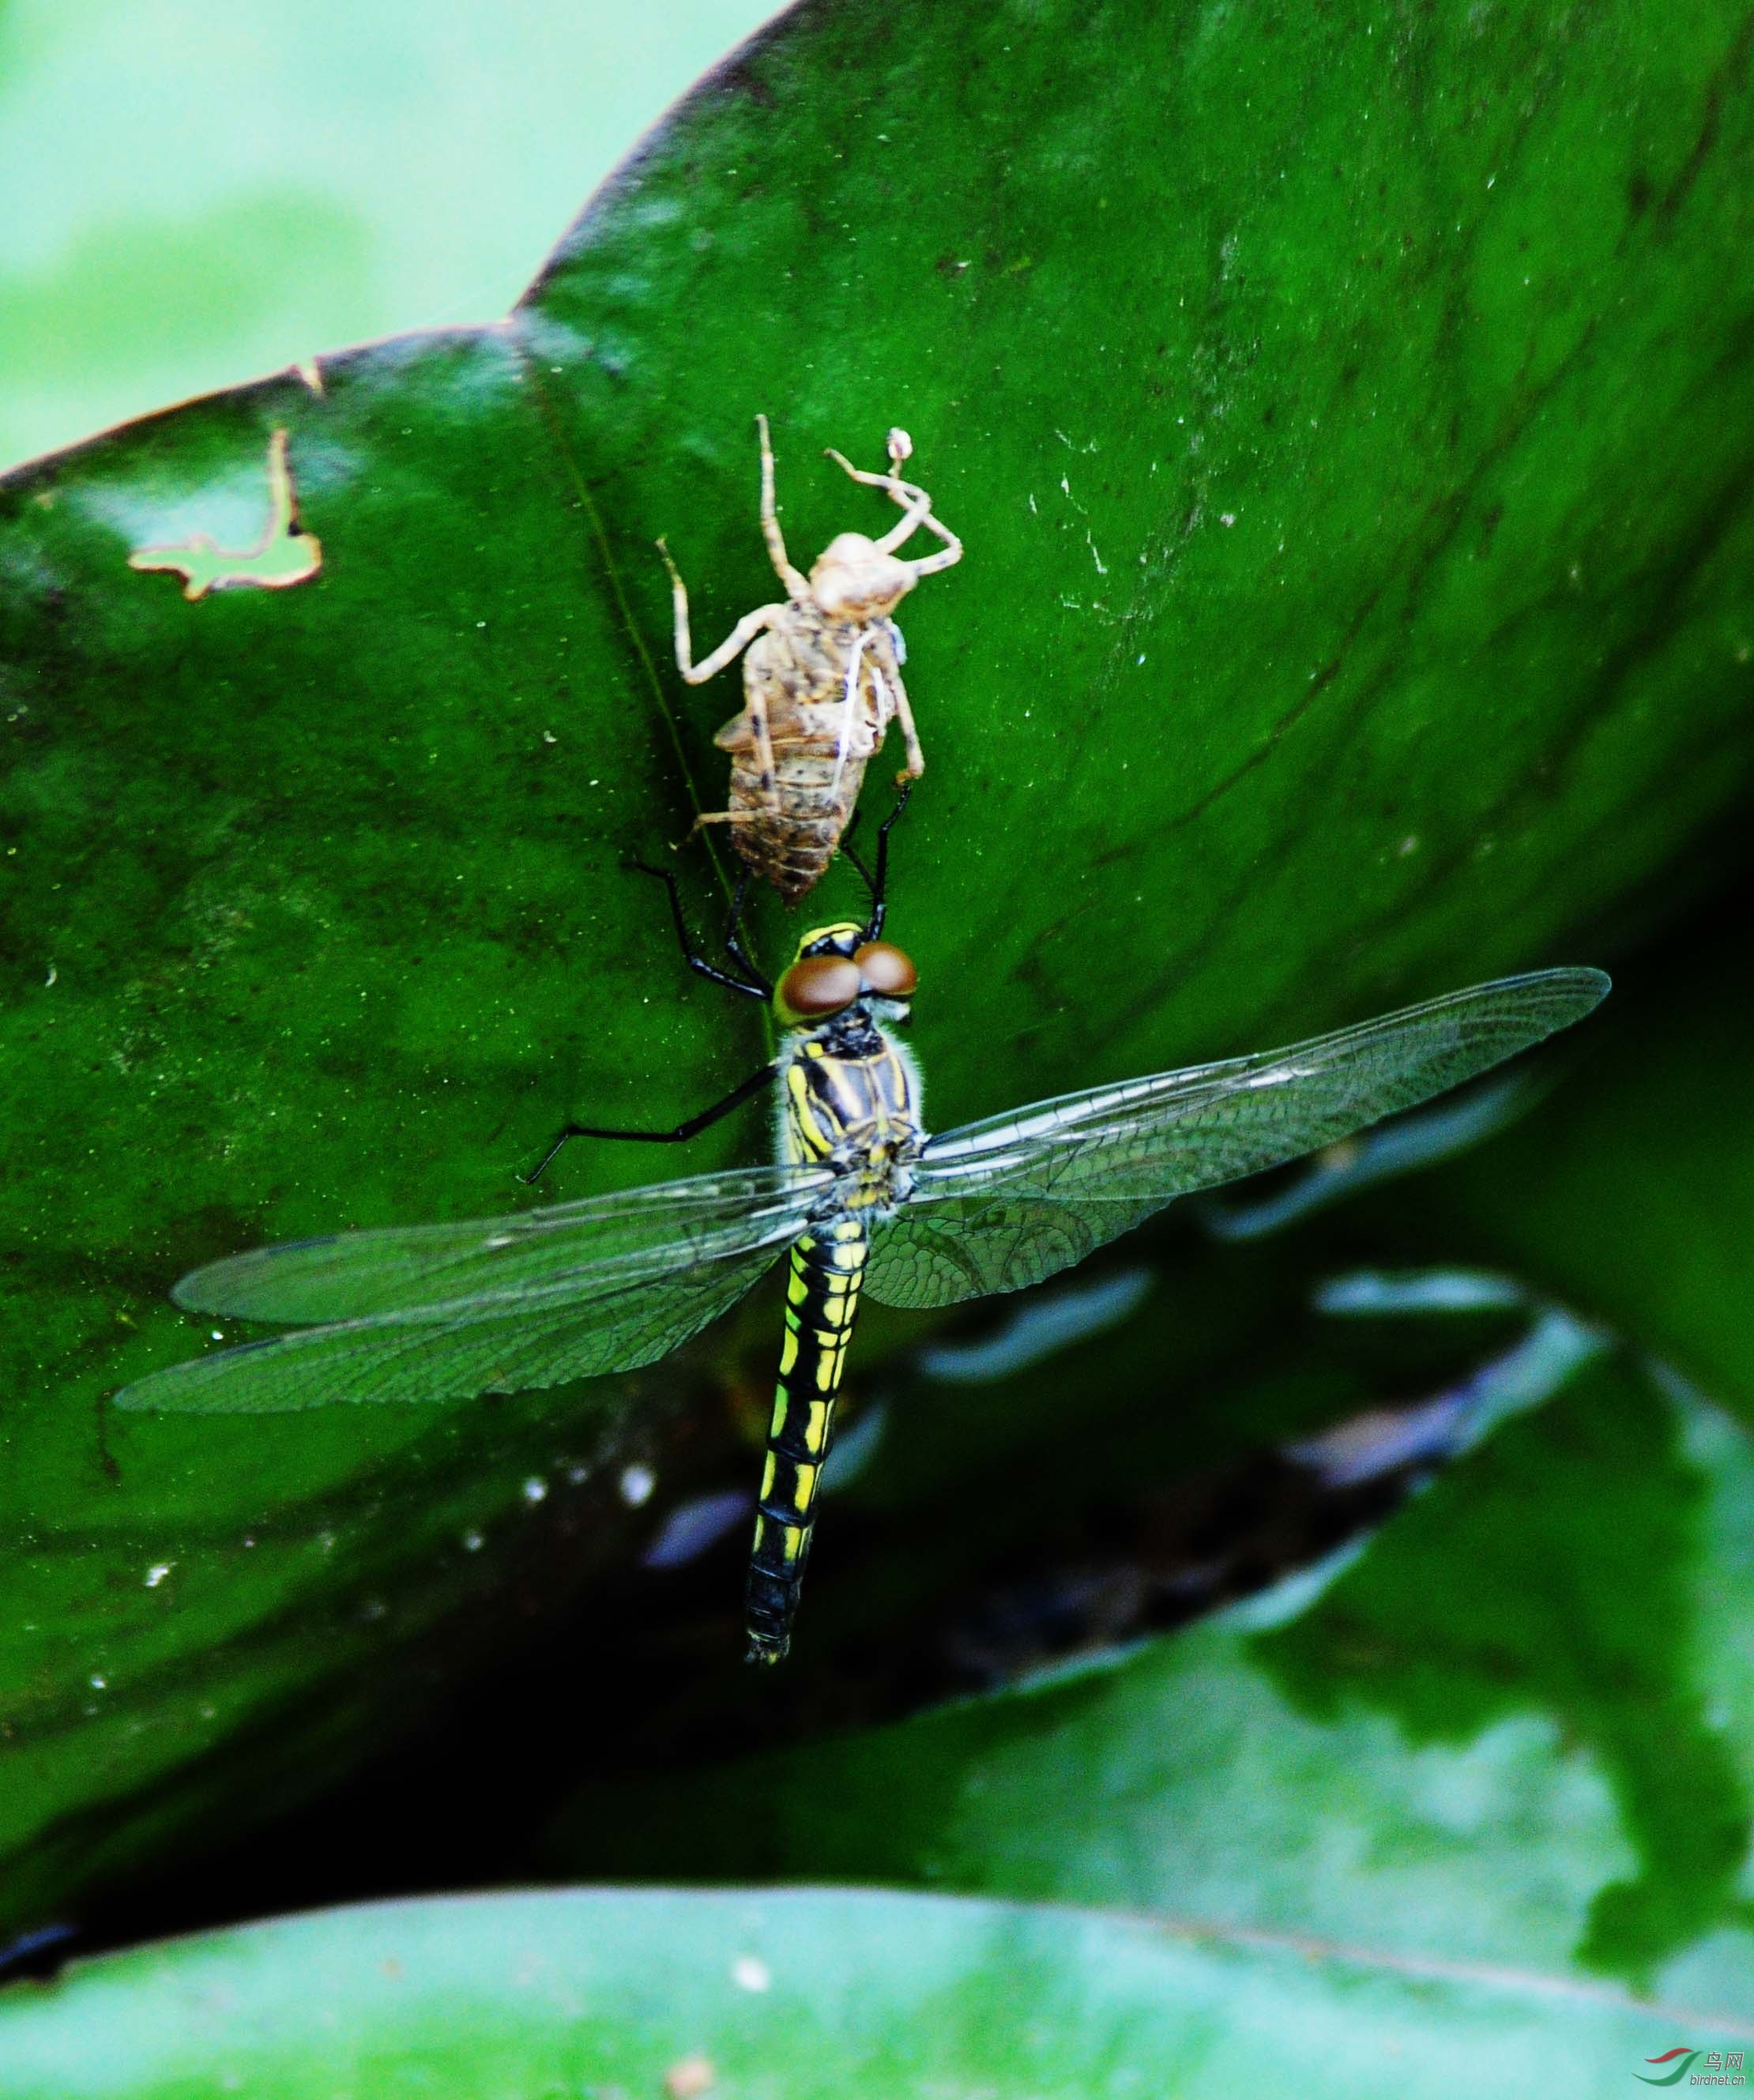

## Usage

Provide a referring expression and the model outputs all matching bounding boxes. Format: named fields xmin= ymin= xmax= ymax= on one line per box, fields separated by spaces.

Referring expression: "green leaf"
xmin=546 ymin=1349 xmax=1754 ymax=2007
xmin=6 ymin=0 xmax=1754 ymax=1929
xmin=0 ymin=1885 xmax=1745 ymax=2100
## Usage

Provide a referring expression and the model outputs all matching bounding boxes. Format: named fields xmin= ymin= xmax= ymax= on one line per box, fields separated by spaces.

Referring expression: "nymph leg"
xmin=658 ymin=539 xmax=781 ymax=684
xmin=824 ymin=450 xmax=963 ymax=574
xmin=756 ymin=413 xmax=811 ymax=597
xmin=886 ymin=664 xmax=925 ymax=781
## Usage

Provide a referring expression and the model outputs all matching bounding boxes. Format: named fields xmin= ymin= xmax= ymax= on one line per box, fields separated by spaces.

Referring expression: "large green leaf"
xmin=547 ymin=1349 xmax=1754 ymax=2007
xmin=6 ymin=0 xmax=1754 ymax=1933
xmin=0 ymin=1886 xmax=1744 ymax=2100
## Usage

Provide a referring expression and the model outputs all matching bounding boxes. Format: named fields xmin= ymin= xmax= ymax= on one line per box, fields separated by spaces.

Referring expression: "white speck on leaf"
xmin=731 ymin=1955 xmax=771 ymax=1992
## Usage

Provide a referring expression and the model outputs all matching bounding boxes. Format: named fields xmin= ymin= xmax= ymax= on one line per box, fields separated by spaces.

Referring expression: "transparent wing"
xmin=169 ymin=1164 xmax=830 ymax=1323
xmin=866 ymin=969 xmax=1608 ymax=1310
xmin=116 ymin=1240 xmax=794 ymax=1415
xmin=117 ymin=1162 xmax=831 ymax=1414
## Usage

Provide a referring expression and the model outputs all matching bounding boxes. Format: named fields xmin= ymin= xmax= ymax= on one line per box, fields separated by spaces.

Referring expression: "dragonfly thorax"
xmin=779 ymin=1018 xmax=924 ymax=1217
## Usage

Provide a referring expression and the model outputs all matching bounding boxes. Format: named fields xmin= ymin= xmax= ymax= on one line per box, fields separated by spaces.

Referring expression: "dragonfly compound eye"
xmin=777 ymin=954 xmax=862 ymax=1024
xmin=854 ymin=942 xmax=918 ymax=999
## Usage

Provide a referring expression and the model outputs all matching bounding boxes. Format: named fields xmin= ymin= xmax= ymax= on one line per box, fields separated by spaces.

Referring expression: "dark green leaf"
xmin=6 ymin=0 xmax=1753 ymax=1929
xmin=548 ymin=1349 xmax=1754 ymax=2005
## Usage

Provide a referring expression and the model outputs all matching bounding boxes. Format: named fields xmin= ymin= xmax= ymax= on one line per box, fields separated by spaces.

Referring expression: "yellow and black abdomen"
xmin=744 ymin=1219 xmax=868 ymax=1665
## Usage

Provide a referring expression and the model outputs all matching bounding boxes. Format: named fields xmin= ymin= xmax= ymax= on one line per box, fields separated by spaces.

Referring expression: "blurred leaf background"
xmin=0 ymin=0 xmax=775 ymax=469
xmin=4 ymin=0 xmax=1754 ymax=2091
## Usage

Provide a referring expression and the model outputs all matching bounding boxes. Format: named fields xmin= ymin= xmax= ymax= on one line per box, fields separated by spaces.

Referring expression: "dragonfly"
xmin=117 ymin=806 xmax=1609 ymax=1663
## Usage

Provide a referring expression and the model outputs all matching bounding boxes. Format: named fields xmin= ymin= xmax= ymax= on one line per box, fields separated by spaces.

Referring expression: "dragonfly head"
xmin=776 ymin=924 xmax=919 ymax=1028
xmin=809 ymin=533 xmax=915 ymax=622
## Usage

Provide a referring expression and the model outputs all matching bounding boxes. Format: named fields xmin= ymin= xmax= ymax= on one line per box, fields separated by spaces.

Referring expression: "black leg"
xmin=627 ymin=860 xmax=766 ymax=999
xmin=721 ymin=867 xmax=773 ymax=995
xmin=521 ymin=1059 xmax=782 ymax=1184
xmin=839 ymin=807 xmax=871 ymax=890
xmin=860 ymin=781 xmax=912 ymax=941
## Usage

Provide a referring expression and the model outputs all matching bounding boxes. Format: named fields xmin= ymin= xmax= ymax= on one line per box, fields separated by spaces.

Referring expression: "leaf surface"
xmin=548 ymin=1352 xmax=1754 ymax=2008
xmin=1 ymin=1885 xmax=1747 ymax=2100
xmin=5 ymin=0 xmax=1753 ymax=1931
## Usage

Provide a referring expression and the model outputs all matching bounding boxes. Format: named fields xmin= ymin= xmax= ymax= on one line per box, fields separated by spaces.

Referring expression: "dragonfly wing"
xmin=867 ymin=1192 xmax=1165 ymax=1308
xmin=116 ymin=1236 xmax=796 ymax=1413
xmin=171 ymin=1164 xmax=832 ymax=1323
xmin=119 ymin=1162 xmax=832 ymax=1413
xmin=866 ymin=968 xmax=1607 ymax=1311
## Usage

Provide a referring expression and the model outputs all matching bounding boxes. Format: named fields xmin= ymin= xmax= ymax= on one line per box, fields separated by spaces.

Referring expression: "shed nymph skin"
xmin=660 ymin=417 xmax=961 ymax=902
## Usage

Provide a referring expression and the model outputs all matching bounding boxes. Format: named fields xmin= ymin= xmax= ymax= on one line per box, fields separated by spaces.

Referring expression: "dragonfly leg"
xmin=838 ymin=803 xmax=869 ymax=882
xmin=844 ymin=781 xmax=912 ymax=941
xmin=721 ymin=867 xmax=773 ymax=996
xmin=520 ymin=1058 xmax=781 ymax=1184
xmin=626 ymin=861 xmax=766 ymax=999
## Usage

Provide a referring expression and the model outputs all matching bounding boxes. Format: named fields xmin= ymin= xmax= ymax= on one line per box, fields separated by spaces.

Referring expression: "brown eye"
xmin=855 ymin=941 xmax=918 ymax=998
xmin=777 ymin=954 xmax=861 ymax=1022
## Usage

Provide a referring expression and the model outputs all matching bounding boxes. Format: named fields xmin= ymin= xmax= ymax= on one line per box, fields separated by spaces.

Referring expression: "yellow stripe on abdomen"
xmin=744 ymin=1222 xmax=868 ymax=1665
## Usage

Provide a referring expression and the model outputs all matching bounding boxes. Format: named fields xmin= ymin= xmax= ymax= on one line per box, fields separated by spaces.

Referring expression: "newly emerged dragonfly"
xmin=118 ymin=815 xmax=1609 ymax=1663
